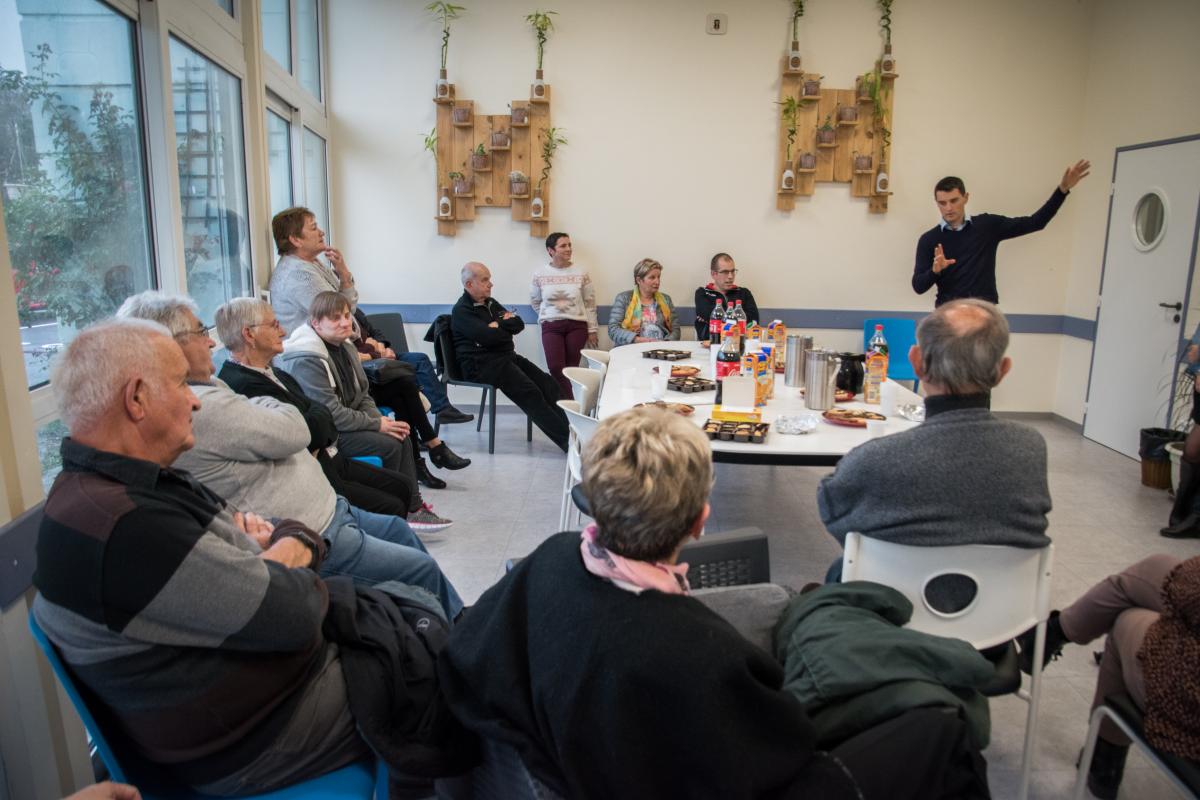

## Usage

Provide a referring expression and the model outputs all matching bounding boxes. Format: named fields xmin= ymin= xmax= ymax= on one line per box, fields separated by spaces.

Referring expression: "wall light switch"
xmin=706 ymin=14 xmax=727 ymax=35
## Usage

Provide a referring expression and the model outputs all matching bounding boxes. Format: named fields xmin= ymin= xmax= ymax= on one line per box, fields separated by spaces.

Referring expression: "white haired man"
xmin=115 ymin=291 xmax=462 ymax=614
xmin=30 ymin=318 xmax=373 ymax=793
xmin=451 ymin=262 xmax=569 ymax=451
xmin=817 ymin=299 xmax=1052 ymax=604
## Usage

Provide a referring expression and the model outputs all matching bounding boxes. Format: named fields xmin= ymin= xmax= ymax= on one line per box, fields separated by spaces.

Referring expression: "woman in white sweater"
xmin=530 ymin=232 xmax=598 ymax=398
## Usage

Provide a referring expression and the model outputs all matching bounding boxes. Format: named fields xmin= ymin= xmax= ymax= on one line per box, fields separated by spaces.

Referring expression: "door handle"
xmin=1159 ymin=302 xmax=1183 ymax=311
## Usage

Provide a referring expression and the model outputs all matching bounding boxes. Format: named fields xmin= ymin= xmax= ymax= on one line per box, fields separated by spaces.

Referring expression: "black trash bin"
xmin=1139 ymin=427 xmax=1186 ymax=489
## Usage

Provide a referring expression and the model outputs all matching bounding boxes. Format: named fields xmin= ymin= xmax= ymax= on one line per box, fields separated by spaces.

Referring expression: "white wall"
xmin=326 ymin=0 xmax=1195 ymax=413
xmin=1053 ymin=0 xmax=1200 ymax=423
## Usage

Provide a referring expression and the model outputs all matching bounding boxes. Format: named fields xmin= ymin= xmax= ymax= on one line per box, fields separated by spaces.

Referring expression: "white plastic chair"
xmin=841 ymin=533 xmax=1055 ymax=800
xmin=557 ymin=399 xmax=600 ymax=530
xmin=580 ymin=348 xmax=610 ymax=371
xmin=562 ymin=366 xmax=603 ymax=417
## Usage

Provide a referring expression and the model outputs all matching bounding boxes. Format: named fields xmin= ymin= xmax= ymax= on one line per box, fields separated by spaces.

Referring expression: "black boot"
xmin=1085 ymin=738 xmax=1128 ymax=800
xmin=429 ymin=441 xmax=471 ymax=470
xmin=1017 ymin=610 xmax=1069 ymax=674
xmin=1165 ymin=459 xmax=1200 ymax=530
xmin=415 ymin=456 xmax=447 ymax=489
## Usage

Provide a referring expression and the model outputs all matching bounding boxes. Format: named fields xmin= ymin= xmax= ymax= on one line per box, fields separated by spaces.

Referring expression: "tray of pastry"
xmin=668 ymin=376 xmax=716 ymax=393
xmin=702 ymin=419 xmax=770 ymax=443
xmin=642 ymin=349 xmax=692 ymax=361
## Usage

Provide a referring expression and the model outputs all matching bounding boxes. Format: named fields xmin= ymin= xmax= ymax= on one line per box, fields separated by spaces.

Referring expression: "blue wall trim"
xmin=362 ymin=303 xmax=1099 ymax=341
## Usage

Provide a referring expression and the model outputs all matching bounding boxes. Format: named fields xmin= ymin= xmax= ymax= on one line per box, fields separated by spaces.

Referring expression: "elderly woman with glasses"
xmin=607 ymin=258 xmax=680 ymax=346
xmin=215 ymin=297 xmax=416 ymax=521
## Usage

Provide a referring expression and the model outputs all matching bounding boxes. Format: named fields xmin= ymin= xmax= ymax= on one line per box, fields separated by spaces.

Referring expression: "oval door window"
xmin=1132 ymin=190 xmax=1167 ymax=251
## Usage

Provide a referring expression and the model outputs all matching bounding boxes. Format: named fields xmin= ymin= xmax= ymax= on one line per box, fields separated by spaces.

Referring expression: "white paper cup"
xmin=650 ymin=372 xmax=670 ymax=400
xmin=880 ymin=381 xmax=898 ymax=416
xmin=866 ymin=420 xmax=887 ymax=438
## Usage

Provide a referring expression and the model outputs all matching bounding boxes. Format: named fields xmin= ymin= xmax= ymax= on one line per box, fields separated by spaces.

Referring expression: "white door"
xmin=1084 ymin=137 xmax=1200 ymax=458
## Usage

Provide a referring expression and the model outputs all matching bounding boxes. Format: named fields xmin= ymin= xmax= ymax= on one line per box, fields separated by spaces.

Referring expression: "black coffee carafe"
xmin=836 ymin=352 xmax=865 ymax=395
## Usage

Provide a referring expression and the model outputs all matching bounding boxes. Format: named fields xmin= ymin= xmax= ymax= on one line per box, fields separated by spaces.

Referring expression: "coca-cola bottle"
xmin=710 ymin=299 xmax=725 ymax=345
xmin=732 ymin=300 xmax=748 ymax=338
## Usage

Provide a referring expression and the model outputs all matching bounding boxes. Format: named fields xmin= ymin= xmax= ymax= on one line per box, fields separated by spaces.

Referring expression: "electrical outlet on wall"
xmin=706 ymin=14 xmax=727 ymax=35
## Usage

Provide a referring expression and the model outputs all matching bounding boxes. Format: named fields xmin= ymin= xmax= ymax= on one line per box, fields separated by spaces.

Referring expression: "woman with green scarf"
xmin=607 ymin=258 xmax=679 ymax=346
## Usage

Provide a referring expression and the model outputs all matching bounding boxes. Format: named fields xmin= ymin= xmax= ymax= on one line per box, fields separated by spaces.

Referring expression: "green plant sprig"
xmin=791 ymin=0 xmax=805 ymax=42
xmin=427 ymin=2 xmax=466 ymax=70
xmin=537 ymin=126 xmax=567 ymax=189
xmin=526 ymin=10 xmax=557 ymax=71
xmin=422 ymin=127 xmax=438 ymax=157
xmin=777 ymin=95 xmax=799 ymax=161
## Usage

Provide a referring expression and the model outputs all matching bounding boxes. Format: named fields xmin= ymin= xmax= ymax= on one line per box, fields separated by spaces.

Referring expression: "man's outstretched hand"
xmin=932 ymin=243 xmax=957 ymax=275
xmin=1059 ymin=159 xmax=1091 ymax=192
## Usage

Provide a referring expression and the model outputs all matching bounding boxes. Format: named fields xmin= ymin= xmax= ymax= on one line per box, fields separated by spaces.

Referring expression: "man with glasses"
xmin=694 ymin=253 xmax=761 ymax=340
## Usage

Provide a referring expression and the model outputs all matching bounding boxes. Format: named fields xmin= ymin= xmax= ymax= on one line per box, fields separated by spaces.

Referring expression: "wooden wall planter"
xmin=433 ymin=83 xmax=552 ymax=237
xmin=776 ymin=61 xmax=897 ymax=215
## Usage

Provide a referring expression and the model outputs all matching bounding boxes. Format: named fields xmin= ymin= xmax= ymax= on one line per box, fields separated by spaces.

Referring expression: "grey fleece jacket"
xmin=173 ymin=378 xmax=338 ymax=534
xmin=817 ymin=406 xmax=1051 ymax=549
xmin=277 ymin=323 xmax=381 ymax=434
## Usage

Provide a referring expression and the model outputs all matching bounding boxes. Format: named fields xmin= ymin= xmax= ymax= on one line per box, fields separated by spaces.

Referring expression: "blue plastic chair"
xmin=28 ymin=615 xmax=384 ymax=799
xmin=351 ymin=455 xmax=384 ymax=468
xmin=862 ymin=317 xmax=919 ymax=391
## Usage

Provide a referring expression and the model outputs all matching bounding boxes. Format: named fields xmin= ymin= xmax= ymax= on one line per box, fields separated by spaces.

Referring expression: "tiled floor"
xmin=424 ymin=410 xmax=1197 ymax=799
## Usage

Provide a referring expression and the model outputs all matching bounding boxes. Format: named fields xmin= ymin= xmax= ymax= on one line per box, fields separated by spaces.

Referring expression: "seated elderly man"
xmin=451 ymin=262 xmax=569 ymax=451
xmin=280 ymin=292 xmax=453 ymax=531
xmin=31 ymin=319 xmax=374 ymax=793
xmin=215 ymin=296 xmax=412 ymax=519
xmin=818 ymin=299 xmax=1051 ymax=592
xmin=439 ymin=408 xmax=973 ymax=799
xmin=116 ymin=291 xmax=461 ymax=616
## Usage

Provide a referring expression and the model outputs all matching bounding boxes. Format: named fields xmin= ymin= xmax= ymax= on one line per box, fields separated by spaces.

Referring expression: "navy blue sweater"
xmin=912 ymin=188 xmax=1067 ymax=306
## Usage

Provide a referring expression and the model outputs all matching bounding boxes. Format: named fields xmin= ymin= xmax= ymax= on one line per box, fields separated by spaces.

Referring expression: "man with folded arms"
xmin=451 ymin=262 xmax=569 ymax=452
xmin=116 ymin=291 xmax=461 ymax=611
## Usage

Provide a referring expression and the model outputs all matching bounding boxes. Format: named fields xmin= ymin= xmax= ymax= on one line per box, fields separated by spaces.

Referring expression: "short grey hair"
xmin=916 ymin=299 xmax=1010 ymax=394
xmin=581 ymin=407 xmax=712 ymax=562
xmin=115 ymin=291 xmax=198 ymax=336
xmin=51 ymin=318 xmax=173 ymax=434
xmin=460 ymin=262 xmax=482 ymax=286
xmin=215 ymin=297 xmax=271 ymax=352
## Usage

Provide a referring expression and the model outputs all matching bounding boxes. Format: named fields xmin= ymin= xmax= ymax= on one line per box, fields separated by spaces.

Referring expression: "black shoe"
xmin=1084 ymin=739 xmax=1129 ymax=800
xmin=1161 ymin=513 xmax=1200 ymax=538
xmin=429 ymin=442 xmax=471 ymax=470
xmin=436 ymin=406 xmax=475 ymax=424
xmin=1167 ymin=459 xmax=1200 ymax=527
xmin=415 ymin=457 xmax=447 ymax=489
xmin=1017 ymin=610 xmax=1068 ymax=675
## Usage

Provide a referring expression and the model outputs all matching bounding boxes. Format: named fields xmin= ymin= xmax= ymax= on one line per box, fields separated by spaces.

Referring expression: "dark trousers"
xmin=365 ymin=369 xmax=437 ymax=443
xmin=337 ymin=430 xmax=422 ymax=513
xmin=477 ymin=353 xmax=570 ymax=451
xmin=319 ymin=449 xmax=413 ymax=519
xmin=539 ymin=318 xmax=589 ymax=399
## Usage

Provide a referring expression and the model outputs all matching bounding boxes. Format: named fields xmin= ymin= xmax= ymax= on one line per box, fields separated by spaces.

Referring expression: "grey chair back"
xmin=366 ymin=312 xmax=411 ymax=354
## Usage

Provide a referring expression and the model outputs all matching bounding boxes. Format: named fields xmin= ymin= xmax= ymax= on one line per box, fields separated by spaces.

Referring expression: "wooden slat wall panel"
xmin=490 ymin=115 xmax=512 ymax=208
xmin=435 ymin=98 xmax=455 ymax=236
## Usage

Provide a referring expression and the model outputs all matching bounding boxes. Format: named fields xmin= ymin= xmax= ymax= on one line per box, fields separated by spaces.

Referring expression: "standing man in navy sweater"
xmin=912 ymin=160 xmax=1091 ymax=306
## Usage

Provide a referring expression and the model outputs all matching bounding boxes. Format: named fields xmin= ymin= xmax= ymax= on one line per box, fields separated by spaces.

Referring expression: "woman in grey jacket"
xmin=607 ymin=258 xmax=680 ymax=346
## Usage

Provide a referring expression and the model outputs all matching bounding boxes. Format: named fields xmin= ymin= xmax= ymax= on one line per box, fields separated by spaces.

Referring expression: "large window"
xmin=0 ymin=0 xmax=155 ymax=389
xmin=266 ymin=109 xmax=293 ymax=217
xmin=303 ymin=126 xmax=328 ymax=233
xmin=261 ymin=0 xmax=291 ymax=73
xmin=296 ymin=0 xmax=321 ymax=100
xmin=170 ymin=37 xmax=252 ymax=324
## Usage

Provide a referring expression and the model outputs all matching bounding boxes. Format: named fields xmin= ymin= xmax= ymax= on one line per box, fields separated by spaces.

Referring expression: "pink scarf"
xmin=580 ymin=524 xmax=690 ymax=595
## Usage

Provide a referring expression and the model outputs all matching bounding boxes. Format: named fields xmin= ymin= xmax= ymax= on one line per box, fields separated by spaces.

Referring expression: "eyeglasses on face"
xmin=715 ymin=269 xmax=739 ymax=277
xmin=248 ymin=319 xmax=283 ymax=331
xmin=176 ymin=323 xmax=212 ymax=339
